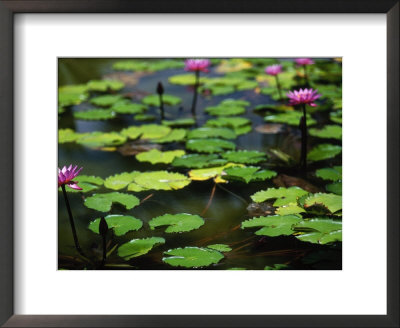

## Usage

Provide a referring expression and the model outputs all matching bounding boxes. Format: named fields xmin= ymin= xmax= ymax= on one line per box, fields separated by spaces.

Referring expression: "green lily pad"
xmin=309 ymin=125 xmax=342 ymax=140
xmin=134 ymin=114 xmax=156 ymax=121
xmin=86 ymin=79 xmax=124 ymax=92
xmin=162 ymin=118 xmax=196 ymax=127
xmin=315 ymin=166 xmax=342 ymax=182
xmin=293 ymin=218 xmax=342 ymax=244
xmin=275 ymin=203 xmax=305 ymax=215
xmin=88 ymin=215 xmax=143 ymax=236
xmin=168 ymin=74 xmax=208 ymax=85
xmin=187 ymin=127 xmax=236 ymax=140
xmin=152 ymin=129 xmax=187 ymax=143
xmin=326 ymin=182 xmax=342 ymax=195
xmin=205 ymin=117 xmax=251 ymax=135
xmin=189 ymin=164 xmax=238 ymax=181
xmin=236 ymin=80 xmax=258 ymax=90
xmin=206 ymin=244 xmax=232 ymax=252
xmin=264 ymin=264 xmax=289 ymax=270
xmin=118 ymin=237 xmax=165 ymax=260
xmin=330 ymin=110 xmax=342 ymax=124
xmin=63 ymin=175 xmax=104 ymax=193
xmin=308 ymin=144 xmax=342 ymax=162
xmin=304 ymin=193 xmax=342 ymax=213
xmin=205 ymin=105 xmax=245 ymax=116
xmin=221 ymin=150 xmax=267 ymax=164
xmin=149 ymin=213 xmax=205 ymax=233
xmin=222 ymin=166 xmax=277 ymax=183
xmin=74 ymin=109 xmax=116 ymax=120
xmin=111 ymin=101 xmax=147 ymax=114
xmin=77 ymin=132 xmax=127 ymax=148
xmin=84 ymin=192 xmax=140 ymax=212
xmin=59 ymin=128 xmax=80 ymax=143
xmin=251 ymin=187 xmax=309 ymax=206
xmin=90 ymin=94 xmax=123 ymax=107
xmin=163 ymin=247 xmax=224 ymax=268
xmin=253 ymin=104 xmax=293 ymax=112
xmin=121 ymin=124 xmax=172 ymax=140
xmin=204 ymin=85 xmax=236 ymax=96
xmin=132 ymin=171 xmax=191 ymax=191
xmin=241 ymin=214 xmax=302 ymax=236
xmin=136 ymin=149 xmax=185 ymax=164
xmin=142 ymin=94 xmax=182 ymax=107
xmin=264 ymin=112 xmax=316 ymax=126
xmin=113 ymin=59 xmax=183 ymax=72
xmin=186 ymin=138 xmax=236 ymax=153
xmin=58 ymin=84 xmax=88 ymax=107
xmin=171 ymin=154 xmax=227 ymax=169
xmin=104 ymin=171 xmax=140 ymax=190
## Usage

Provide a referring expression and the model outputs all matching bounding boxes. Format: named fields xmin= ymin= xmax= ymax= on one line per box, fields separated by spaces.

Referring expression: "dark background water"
xmin=58 ymin=58 xmax=342 ymax=270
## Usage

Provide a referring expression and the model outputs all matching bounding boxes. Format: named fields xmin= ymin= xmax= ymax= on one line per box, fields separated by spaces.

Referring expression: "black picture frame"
xmin=0 ymin=1 xmax=398 ymax=327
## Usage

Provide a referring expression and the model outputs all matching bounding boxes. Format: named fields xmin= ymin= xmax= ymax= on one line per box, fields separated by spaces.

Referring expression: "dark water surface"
xmin=58 ymin=58 xmax=342 ymax=270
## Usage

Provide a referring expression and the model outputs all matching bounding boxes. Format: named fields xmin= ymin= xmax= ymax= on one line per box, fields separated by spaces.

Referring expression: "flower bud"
xmin=99 ymin=217 xmax=108 ymax=236
xmin=156 ymin=82 xmax=164 ymax=95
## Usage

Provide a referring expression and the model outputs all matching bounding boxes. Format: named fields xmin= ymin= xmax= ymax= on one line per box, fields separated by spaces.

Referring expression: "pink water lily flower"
xmin=265 ymin=64 xmax=282 ymax=76
xmin=295 ymin=58 xmax=314 ymax=66
xmin=184 ymin=59 xmax=211 ymax=73
xmin=287 ymin=88 xmax=321 ymax=107
xmin=58 ymin=164 xmax=83 ymax=190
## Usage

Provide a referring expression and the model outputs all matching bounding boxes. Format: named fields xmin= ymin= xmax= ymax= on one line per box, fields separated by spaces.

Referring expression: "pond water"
xmin=58 ymin=58 xmax=342 ymax=270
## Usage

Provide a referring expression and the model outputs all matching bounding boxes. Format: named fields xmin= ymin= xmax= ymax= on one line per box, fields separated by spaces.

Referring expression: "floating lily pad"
xmin=88 ymin=215 xmax=143 ymax=236
xmin=315 ymin=166 xmax=342 ymax=182
xmin=326 ymin=182 xmax=342 ymax=195
xmin=163 ymin=247 xmax=224 ymax=268
xmin=293 ymin=218 xmax=342 ymax=244
xmin=206 ymin=244 xmax=232 ymax=252
xmin=74 ymin=109 xmax=116 ymax=120
xmin=118 ymin=237 xmax=165 ymax=260
xmin=222 ymin=166 xmax=277 ymax=183
xmin=254 ymin=104 xmax=293 ymax=112
xmin=330 ymin=110 xmax=342 ymax=124
xmin=189 ymin=164 xmax=238 ymax=181
xmin=132 ymin=171 xmax=191 ymax=191
xmin=58 ymin=84 xmax=88 ymax=106
xmin=134 ymin=114 xmax=156 ymax=121
xmin=304 ymin=193 xmax=342 ymax=213
xmin=111 ymin=101 xmax=147 ymax=114
xmin=84 ymin=192 xmax=140 ymax=212
xmin=86 ymin=79 xmax=124 ymax=92
xmin=77 ymin=132 xmax=127 ymax=148
xmin=64 ymin=175 xmax=104 ymax=193
xmin=59 ymin=128 xmax=80 ymax=143
xmin=168 ymin=74 xmax=208 ymax=85
xmin=142 ymin=94 xmax=182 ymax=107
xmin=152 ymin=129 xmax=187 ymax=143
xmin=90 ymin=94 xmax=123 ymax=107
xmin=136 ymin=149 xmax=185 ymax=164
xmin=309 ymin=125 xmax=342 ymax=140
xmin=264 ymin=112 xmax=316 ymax=126
xmin=241 ymin=214 xmax=302 ymax=236
xmin=162 ymin=118 xmax=196 ymax=127
xmin=188 ymin=127 xmax=236 ymax=140
xmin=221 ymin=150 xmax=267 ymax=164
xmin=236 ymin=80 xmax=258 ymax=90
xmin=264 ymin=264 xmax=289 ymax=270
xmin=104 ymin=171 xmax=140 ymax=190
xmin=204 ymin=85 xmax=236 ymax=96
xmin=186 ymin=138 xmax=236 ymax=153
xmin=205 ymin=105 xmax=245 ymax=116
xmin=308 ymin=144 xmax=342 ymax=162
xmin=121 ymin=124 xmax=171 ymax=140
xmin=171 ymin=154 xmax=227 ymax=169
xmin=205 ymin=117 xmax=251 ymax=134
xmin=275 ymin=203 xmax=305 ymax=215
xmin=251 ymin=187 xmax=309 ymax=206
xmin=149 ymin=213 xmax=205 ymax=233
xmin=113 ymin=59 xmax=183 ymax=72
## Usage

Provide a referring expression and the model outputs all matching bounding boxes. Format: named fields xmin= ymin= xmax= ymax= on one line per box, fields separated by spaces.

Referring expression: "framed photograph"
xmin=1 ymin=1 xmax=398 ymax=327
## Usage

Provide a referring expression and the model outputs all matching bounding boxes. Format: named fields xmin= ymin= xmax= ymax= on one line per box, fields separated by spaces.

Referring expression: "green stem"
xmin=275 ymin=75 xmax=283 ymax=101
xmin=158 ymin=94 xmax=164 ymax=120
xmin=61 ymin=185 xmax=85 ymax=257
xmin=300 ymin=104 xmax=308 ymax=170
xmin=191 ymin=70 xmax=200 ymax=116
xmin=303 ymin=65 xmax=309 ymax=86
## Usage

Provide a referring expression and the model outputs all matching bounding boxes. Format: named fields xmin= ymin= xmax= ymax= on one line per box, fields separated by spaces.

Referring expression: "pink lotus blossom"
xmin=265 ymin=64 xmax=282 ymax=76
xmin=184 ymin=59 xmax=211 ymax=73
xmin=58 ymin=164 xmax=83 ymax=190
xmin=287 ymin=88 xmax=321 ymax=107
xmin=295 ymin=58 xmax=314 ymax=66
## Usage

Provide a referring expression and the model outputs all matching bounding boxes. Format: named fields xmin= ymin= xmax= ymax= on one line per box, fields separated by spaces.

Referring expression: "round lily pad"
xmin=136 ymin=149 xmax=185 ymax=164
xmin=187 ymin=127 xmax=236 ymax=140
xmin=88 ymin=215 xmax=143 ymax=236
xmin=241 ymin=214 xmax=303 ymax=236
xmin=84 ymin=192 xmax=140 ymax=212
xmin=308 ymin=144 xmax=342 ymax=162
xmin=142 ymin=94 xmax=182 ymax=107
xmin=77 ymin=132 xmax=127 ymax=148
xmin=132 ymin=171 xmax=191 ymax=191
xmin=221 ymin=150 xmax=267 ymax=164
xmin=90 ymin=94 xmax=123 ymax=107
xmin=118 ymin=237 xmax=165 ymax=260
xmin=186 ymin=138 xmax=236 ymax=153
xmin=162 ymin=247 xmax=224 ymax=268
xmin=172 ymin=154 xmax=227 ymax=169
xmin=206 ymin=244 xmax=232 ymax=252
xmin=251 ymin=187 xmax=309 ymax=206
xmin=149 ymin=213 xmax=205 ymax=233
xmin=74 ymin=109 xmax=116 ymax=120
xmin=223 ymin=166 xmax=277 ymax=183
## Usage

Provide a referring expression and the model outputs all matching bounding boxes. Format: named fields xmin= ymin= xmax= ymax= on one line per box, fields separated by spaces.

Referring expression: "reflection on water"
xmin=58 ymin=58 xmax=341 ymax=270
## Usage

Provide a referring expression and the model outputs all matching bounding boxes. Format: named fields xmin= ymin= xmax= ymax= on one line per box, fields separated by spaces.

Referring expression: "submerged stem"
xmin=158 ymin=94 xmax=164 ymax=120
xmin=61 ymin=185 xmax=85 ymax=257
xmin=191 ymin=70 xmax=200 ymax=116
xmin=201 ymin=183 xmax=217 ymax=216
xmin=300 ymin=104 xmax=308 ymax=170
xmin=216 ymin=183 xmax=248 ymax=205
